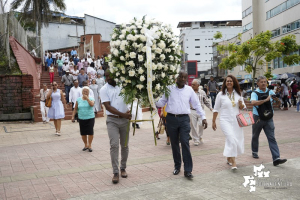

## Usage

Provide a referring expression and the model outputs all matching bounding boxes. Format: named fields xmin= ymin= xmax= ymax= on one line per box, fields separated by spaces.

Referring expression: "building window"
xmin=271 ymin=28 xmax=280 ymax=38
xmin=243 ymin=22 xmax=253 ymax=32
xmin=266 ymin=0 xmax=300 ymax=20
xmin=195 ymin=39 xmax=200 ymax=41
xmin=282 ymin=19 xmax=300 ymax=34
xmin=242 ymin=6 xmax=252 ymax=18
xmin=195 ymin=46 xmax=200 ymax=48
xmin=195 ymin=53 xmax=200 ymax=55
xmin=274 ymin=57 xmax=278 ymax=69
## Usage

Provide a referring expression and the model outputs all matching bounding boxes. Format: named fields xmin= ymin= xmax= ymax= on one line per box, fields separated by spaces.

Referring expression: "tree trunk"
xmin=252 ymin=68 xmax=256 ymax=91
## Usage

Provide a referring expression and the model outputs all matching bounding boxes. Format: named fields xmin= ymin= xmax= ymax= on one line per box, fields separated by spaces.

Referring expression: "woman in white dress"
xmin=212 ymin=75 xmax=246 ymax=170
xmin=47 ymin=82 xmax=67 ymax=136
xmin=89 ymin=79 xmax=100 ymax=112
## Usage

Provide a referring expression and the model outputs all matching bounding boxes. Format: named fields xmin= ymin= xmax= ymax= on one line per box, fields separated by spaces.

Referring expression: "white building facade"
xmin=229 ymin=0 xmax=300 ymax=78
xmin=178 ymin=20 xmax=242 ymax=76
xmin=41 ymin=14 xmax=115 ymax=53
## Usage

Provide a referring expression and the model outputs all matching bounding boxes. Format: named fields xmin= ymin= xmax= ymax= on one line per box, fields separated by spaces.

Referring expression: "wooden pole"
xmin=132 ymin=99 xmax=139 ymax=136
xmin=150 ymin=106 xmax=157 ymax=146
xmin=124 ymin=100 xmax=134 ymax=147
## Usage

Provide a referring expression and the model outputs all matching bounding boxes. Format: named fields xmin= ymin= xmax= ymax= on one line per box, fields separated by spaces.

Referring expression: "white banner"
xmin=144 ymin=28 xmax=158 ymax=118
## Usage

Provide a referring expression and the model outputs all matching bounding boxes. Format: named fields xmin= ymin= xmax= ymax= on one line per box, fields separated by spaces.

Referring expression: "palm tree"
xmin=10 ymin=0 xmax=66 ymax=56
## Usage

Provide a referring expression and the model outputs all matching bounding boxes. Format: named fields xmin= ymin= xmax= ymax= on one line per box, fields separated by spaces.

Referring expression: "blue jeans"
xmin=64 ymin=85 xmax=72 ymax=103
xmin=297 ymin=101 xmax=300 ymax=111
xmin=58 ymin=66 xmax=62 ymax=77
xmin=252 ymin=115 xmax=280 ymax=161
xmin=210 ymin=92 xmax=217 ymax=108
xmin=166 ymin=114 xmax=192 ymax=172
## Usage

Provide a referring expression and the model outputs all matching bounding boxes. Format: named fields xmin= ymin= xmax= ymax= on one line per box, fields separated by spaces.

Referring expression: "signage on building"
xmin=244 ymin=74 xmax=252 ymax=79
xmin=236 ymin=75 xmax=242 ymax=79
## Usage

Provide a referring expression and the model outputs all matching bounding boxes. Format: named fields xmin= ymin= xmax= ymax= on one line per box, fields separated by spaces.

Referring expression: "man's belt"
xmin=107 ymin=115 xmax=124 ymax=119
xmin=191 ymin=108 xmax=196 ymax=110
xmin=167 ymin=113 xmax=188 ymax=117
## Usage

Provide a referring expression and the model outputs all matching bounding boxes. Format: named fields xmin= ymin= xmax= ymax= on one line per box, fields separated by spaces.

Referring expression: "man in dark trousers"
xmin=207 ymin=76 xmax=219 ymax=108
xmin=251 ymin=76 xmax=287 ymax=166
xmin=156 ymin=71 xmax=208 ymax=179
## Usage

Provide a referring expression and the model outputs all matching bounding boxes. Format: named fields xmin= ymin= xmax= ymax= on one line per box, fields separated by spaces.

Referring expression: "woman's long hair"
xmin=221 ymin=75 xmax=241 ymax=96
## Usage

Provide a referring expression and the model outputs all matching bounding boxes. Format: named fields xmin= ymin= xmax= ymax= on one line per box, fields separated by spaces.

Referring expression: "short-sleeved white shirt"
xmin=100 ymin=83 xmax=128 ymax=116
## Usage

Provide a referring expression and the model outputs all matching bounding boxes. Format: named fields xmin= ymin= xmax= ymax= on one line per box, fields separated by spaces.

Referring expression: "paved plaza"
xmin=0 ymin=108 xmax=299 ymax=200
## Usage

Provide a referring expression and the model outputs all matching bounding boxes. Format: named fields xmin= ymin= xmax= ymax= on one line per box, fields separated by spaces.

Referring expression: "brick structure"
xmin=79 ymin=34 xmax=110 ymax=58
xmin=0 ymin=75 xmax=34 ymax=114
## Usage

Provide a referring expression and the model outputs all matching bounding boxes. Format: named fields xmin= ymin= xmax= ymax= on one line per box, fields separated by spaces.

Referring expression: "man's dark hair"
xmin=82 ymin=81 xmax=87 ymax=86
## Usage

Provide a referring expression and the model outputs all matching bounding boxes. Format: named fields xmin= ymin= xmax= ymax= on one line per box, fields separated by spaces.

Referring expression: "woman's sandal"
xmin=88 ymin=148 xmax=93 ymax=152
xmin=57 ymin=131 xmax=61 ymax=136
xmin=82 ymin=147 xmax=88 ymax=151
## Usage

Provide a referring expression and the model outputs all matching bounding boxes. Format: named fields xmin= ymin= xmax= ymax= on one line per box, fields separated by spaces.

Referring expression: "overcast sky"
xmin=4 ymin=0 xmax=242 ymax=35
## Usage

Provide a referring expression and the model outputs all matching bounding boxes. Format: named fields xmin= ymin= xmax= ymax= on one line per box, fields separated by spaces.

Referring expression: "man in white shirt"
xmin=52 ymin=52 xmax=57 ymax=65
xmin=40 ymin=84 xmax=50 ymax=123
xmin=156 ymin=71 xmax=207 ymax=179
xmin=100 ymin=70 xmax=132 ymax=184
xmin=69 ymin=80 xmax=82 ymax=122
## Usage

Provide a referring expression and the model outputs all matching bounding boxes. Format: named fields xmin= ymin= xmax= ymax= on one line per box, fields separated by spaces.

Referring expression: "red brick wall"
xmin=0 ymin=75 xmax=34 ymax=114
xmin=78 ymin=34 xmax=111 ymax=59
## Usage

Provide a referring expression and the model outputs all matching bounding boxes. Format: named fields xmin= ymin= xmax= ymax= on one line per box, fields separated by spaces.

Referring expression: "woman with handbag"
xmin=212 ymin=75 xmax=246 ymax=170
xmin=47 ymin=82 xmax=67 ymax=136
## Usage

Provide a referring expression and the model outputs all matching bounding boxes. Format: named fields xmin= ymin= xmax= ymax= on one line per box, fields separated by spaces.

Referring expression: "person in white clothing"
xmin=69 ymin=80 xmax=82 ymax=122
xmin=71 ymin=65 xmax=79 ymax=80
xmin=190 ymin=79 xmax=212 ymax=146
xmin=40 ymin=84 xmax=50 ymax=123
xmin=212 ymin=75 xmax=246 ymax=170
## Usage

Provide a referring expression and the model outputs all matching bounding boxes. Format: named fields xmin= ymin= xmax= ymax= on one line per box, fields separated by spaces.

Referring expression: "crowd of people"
xmin=39 ymin=59 xmax=294 ymax=184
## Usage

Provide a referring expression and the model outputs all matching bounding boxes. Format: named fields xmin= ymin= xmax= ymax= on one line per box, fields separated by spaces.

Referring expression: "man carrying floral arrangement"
xmin=156 ymin=71 xmax=208 ymax=179
xmin=100 ymin=70 xmax=132 ymax=184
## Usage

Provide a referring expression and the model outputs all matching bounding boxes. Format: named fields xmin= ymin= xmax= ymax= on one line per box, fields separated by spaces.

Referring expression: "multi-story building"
xmin=178 ymin=20 xmax=242 ymax=77
xmin=228 ymin=0 xmax=300 ymax=79
xmin=41 ymin=13 xmax=115 ymax=56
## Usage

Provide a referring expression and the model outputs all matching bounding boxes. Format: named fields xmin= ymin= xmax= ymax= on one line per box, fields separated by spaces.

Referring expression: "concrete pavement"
xmin=0 ymin=108 xmax=299 ymax=200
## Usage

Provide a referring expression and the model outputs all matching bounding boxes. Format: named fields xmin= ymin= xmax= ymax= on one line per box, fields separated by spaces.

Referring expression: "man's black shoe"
xmin=252 ymin=153 xmax=259 ymax=159
xmin=173 ymin=169 xmax=180 ymax=175
xmin=184 ymin=172 xmax=194 ymax=179
xmin=136 ymin=124 xmax=140 ymax=129
xmin=132 ymin=123 xmax=135 ymax=128
xmin=273 ymin=159 xmax=287 ymax=166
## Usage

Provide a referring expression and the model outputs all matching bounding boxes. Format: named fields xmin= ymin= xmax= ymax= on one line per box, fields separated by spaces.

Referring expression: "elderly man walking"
xmin=156 ymin=71 xmax=207 ymax=179
xmin=100 ymin=70 xmax=132 ymax=184
xmin=61 ymin=70 xmax=74 ymax=104
xmin=251 ymin=76 xmax=287 ymax=166
xmin=190 ymin=79 xmax=212 ymax=146
xmin=207 ymin=76 xmax=219 ymax=108
xmin=40 ymin=84 xmax=50 ymax=123
xmin=69 ymin=80 xmax=82 ymax=122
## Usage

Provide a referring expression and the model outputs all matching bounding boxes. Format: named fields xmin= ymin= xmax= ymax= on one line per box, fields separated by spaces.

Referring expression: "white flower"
xmin=152 ymin=76 xmax=156 ymax=81
xmin=116 ymin=72 xmax=120 ymax=77
xmin=138 ymin=55 xmax=144 ymax=62
xmin=120 ymin=77 xmax=126 ymax=81
xmin=155 ymin=83 xmax=161 ymax=90
xmin=121 ymin=89 xmax=125 ymax=93
xmin=128 ymin=61 xmax=135 ymax=67
xmin=169 ymin=75 xmax=173 ymax=80
xmin=151 ymin=54 xmax=155 ymax=60
xmin=127 ymin=34 xmax=133 ymax=40
xmin=157 ymin=63 xmax=163 ymax=69
xmin=152 ymin=64 xmax=157 ymax=70
xmin=113 ymin=49 xmax=119 ymax=56
xmin=142 ymin=46 xmax=147 ymax=52
xmin=170 ymin=65 xmax=176 ymax=72
xmin=138 ymin=67 xmax=144 ymax=74
xmin=136 ymin=84 xmax=144 ymax=90
xmin=165 ymin=48 xmax=171 ymax=53
xmin=169 ymin=55 xmax=174 ymax=61
xmin=155 ymin=48 xmax=162 ymax=54
xmin=129 ymin=70 xmax=135 ymax=77
xmin=161 ymin=72 xmax=165 ymax=78
xmin=115 ymin=40 xmax=121 ymax=46
xmin=152 ymin=44 xmax=157 ymax=49
xmin=120 ymin=44 xmax=126 ymax=51
xmin=164 ymin=66 xmax=168 ymax=71
xmin=160 ymin=54 xmax=166 ymax=61
xmin=108 ymin=62 xmax=113 ymax=68
xmin=158 ymin=41 xmax=166 ymax=49
xmin=140 ymin=35 xmax=147 ymax=42
xmin=141 ymin=28 xmax=145 ymax=34
xmin=175 ymin=74 xmax=179 ymax=79
xmin=120 ymin=56 xmax=125 ymax=61
xmin=121 ymin=29 xmax=127 ymax=35
xmin=112 ymin=33 xmax=117 ymax=39
xmin=130 ymin=52 xmax=136 ymax=59
xmin=109 ymin=67 xmax=114 ymax=73
xmin=140 ymin=76 xmax=145 ymax=82
xmin=122 ymin=70 xmax=125 ymax=74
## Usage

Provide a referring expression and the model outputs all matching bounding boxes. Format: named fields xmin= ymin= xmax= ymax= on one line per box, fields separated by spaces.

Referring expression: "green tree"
xmin=10 ymin=0 xmax=66 ymax=56
xmin=214 ymin=31 xmax=300 ymax=90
